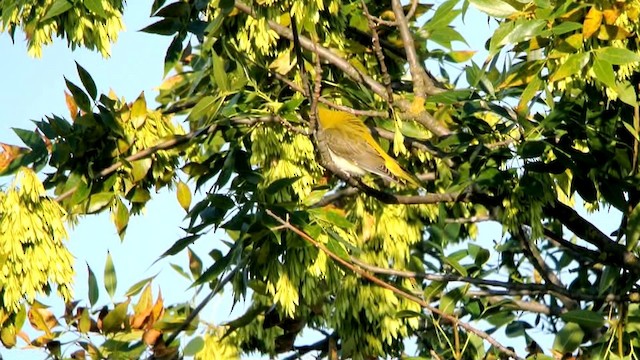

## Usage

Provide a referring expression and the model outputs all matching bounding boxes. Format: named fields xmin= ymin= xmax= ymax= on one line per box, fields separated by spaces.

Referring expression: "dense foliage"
xmin=3 ymin=0 xmax=640 ymax=359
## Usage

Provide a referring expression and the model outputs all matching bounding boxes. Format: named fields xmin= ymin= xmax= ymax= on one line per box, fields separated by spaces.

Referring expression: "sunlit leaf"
xmin=104 ymin=252 xmax=118 ymax=299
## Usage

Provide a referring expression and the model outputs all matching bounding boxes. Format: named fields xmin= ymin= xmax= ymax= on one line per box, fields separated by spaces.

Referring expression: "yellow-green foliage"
xmin=118 ymin=93 xmax=185 ymax=188
xmin=0 ymin=0 xmax=125 ymax=57
xmin=251 ymin=126 xmax=321 ymax=202
xmin=209 ymin=0 xmax=341 ymax=59
xmin=0 ymin=168 xmax=74 ymax=312
xmin=195 ymin=328 xmax=240 ymax=360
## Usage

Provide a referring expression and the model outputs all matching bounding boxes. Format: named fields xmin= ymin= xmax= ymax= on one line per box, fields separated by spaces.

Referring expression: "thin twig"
xmin=55 ymin=124 xmax=217 ymax=202
xmin=266 ymin=209 xmax=523 ymax=360
xmin=165 ymin=257 xmax=248 ymax=345
xmin=233 ymin=0 xmax=451 ymax=137
xmin=361 ymin=0 xmax=394 ymax=108
xmin=515 ymin=227 xmax=578 ymax=310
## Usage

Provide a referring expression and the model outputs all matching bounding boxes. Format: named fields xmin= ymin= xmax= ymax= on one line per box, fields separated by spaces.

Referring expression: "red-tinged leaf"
xmin=64 ymin=78 xmax=92 ymax=113
xmin=65 ymin=91 xmax=79 ymax=120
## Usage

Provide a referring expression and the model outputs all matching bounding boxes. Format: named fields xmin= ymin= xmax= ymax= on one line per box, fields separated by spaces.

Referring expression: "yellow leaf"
xmin=602 ymin=8 xmax=620 ymax=24
xmin=597 ymin=24 xmax=630 ymax=40
xmin=157 ymin=74 xmax=184 ymax=91
xmin=130 ymin=93 xmax=147 ymax=129
xmin=447 ymin=50 xmax=476 ymax=63
xmin=28 ymin=308 xmax=58 ymax=336
xmin=176 ymin=181 xmax=192 ymax=212
xmin=583 ymin=7 xmax=602 ymax=39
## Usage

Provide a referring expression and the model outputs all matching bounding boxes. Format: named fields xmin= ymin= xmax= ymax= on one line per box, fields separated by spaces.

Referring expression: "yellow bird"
xmin=316 ymin=106 xmax=420 ymax=187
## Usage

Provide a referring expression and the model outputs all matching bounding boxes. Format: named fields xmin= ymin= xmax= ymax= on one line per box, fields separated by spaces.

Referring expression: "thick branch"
xmin=391 ymin=0 xmax=427 ymax=99
xmin=544 ymin=200 xmax=640 ymax=274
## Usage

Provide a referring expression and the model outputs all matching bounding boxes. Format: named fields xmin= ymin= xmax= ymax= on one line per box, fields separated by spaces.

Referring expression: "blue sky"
xmin=0 ymin=2 xmax=623 ymax=360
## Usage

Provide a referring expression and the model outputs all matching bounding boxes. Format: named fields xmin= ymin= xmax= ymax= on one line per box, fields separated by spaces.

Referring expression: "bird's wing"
xmin=322 ymin=128 xmax=397 ymax=182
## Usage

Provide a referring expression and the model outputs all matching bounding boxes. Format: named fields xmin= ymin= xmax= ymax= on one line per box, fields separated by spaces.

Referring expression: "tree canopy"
xmin=2 ymin=0 xmax=640 ymax=359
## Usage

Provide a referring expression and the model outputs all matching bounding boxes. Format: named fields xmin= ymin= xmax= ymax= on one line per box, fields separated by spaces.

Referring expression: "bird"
xmin=316 ymin=105 xmax=420 ymax=187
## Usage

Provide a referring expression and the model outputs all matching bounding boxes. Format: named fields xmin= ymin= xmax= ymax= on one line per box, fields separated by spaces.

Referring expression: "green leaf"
xmin=265 ymin=177 xmax=300 ymax=194
xmin=552 ymin=322 xmax=584 ymax=353
xmin=326 ymin=233 xmax=350 ymax=262
xmin=444 ymin=255 xmax=468 ymax=276
xmin=79 ymin=308 xmax=91 ymax=333
xmin=519 ymin=140 xmax=547 ymax=158
xmin=183 ymin=337 xmax=205 ymax=356
xmin=616 ymin=81 xmax=638 ymax=107
xmin=114 ymin=198 xmax=129 ymax=240
xmin=87 ymin=192 xmax=113 ymax=214
xmin=187 ymin=95 xmax=219 ymax=124
xmin=124 ymin=276 xmax=156 ymax=297
xmin=65 ymin=77 xmax=93 ymax=112
xmin=131 ymin=158 xmax=152 ymax=182
xmin=424 ymin=90 xmax=473 ymax=104
xmin=195 ymin=252 xmax=232 ymax=286
xmin=467 ymin=243 xmax=490 ymax=266
xmin=101 ymin=301 xmax=130 ymax=333
xmin=160 ymin=234 xmax=202 ymax=258
xmin=592 ymin=58 xmax=616 ymax=89
xmin=212 ymin=54 xmax=229 ymax=92
xmin=308 ymin=208 xmax=353 ymax=229
xmin=423 ymin=0 xmax=460 ymax=31
xmin=505 ymin=320 xmax=530 ymax=337
xmin=171 ymin=263 xmax=192 ymax=280
xmin=155 ymin=2 xmax=190 ymax=18
xmin=549 ymin=52 xmax=590 ymax=82
xmin=104 ymin=251 xmax=117 ymax=299
xmin=140 ymin=18 xmax=181 ymax=36
xmin=177 ymin=181 xmax=192 ymax=212
xmin=87 ymin=263 xmax=99 ymax=307
xmin=84 ymin=0 xmax=107 ymax=18
xmin=42 ymin=0 xmax=73 ymax=21
xmin=439 ymin=288 xmax=463 ymax=315
xmin=12 ymin=128 xmax=46 ymax=152
xmin=560 ymin=310 xmax=605 ymax=330
xmin=595 ymin=47 xmax=640 ymax=65
xmin=165 ymin=34 xmax=183 ymax=76
xmin=626 ymin=204 xmax=640 ymax=250
xmin=469 ymin=0 xmax=518 ymax=18
xmin=550 ymin=21 xmax=583 ymax=35
xmin=219 ymin=0 xmax=235 ymax=14
xmin=498 ymin=19 xmax=547 ymax=48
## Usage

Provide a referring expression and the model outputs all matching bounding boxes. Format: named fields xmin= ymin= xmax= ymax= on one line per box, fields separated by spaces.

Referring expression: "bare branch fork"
xmin=266 ymin=209 xmax=523 ymax=360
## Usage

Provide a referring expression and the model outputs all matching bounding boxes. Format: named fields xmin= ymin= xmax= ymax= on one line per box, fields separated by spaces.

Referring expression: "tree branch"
xmin=55 ymin=124 xmax=217 ymax=202
xmin=266 ymin=209 xmax=523 ymax=360
xmin=515 ymin=227 xmax=578 ymax=310
xmin=233 ymin=0 xmax=451 ymax=137
xmin=544 ymin=200 xmax=640 ymax=274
